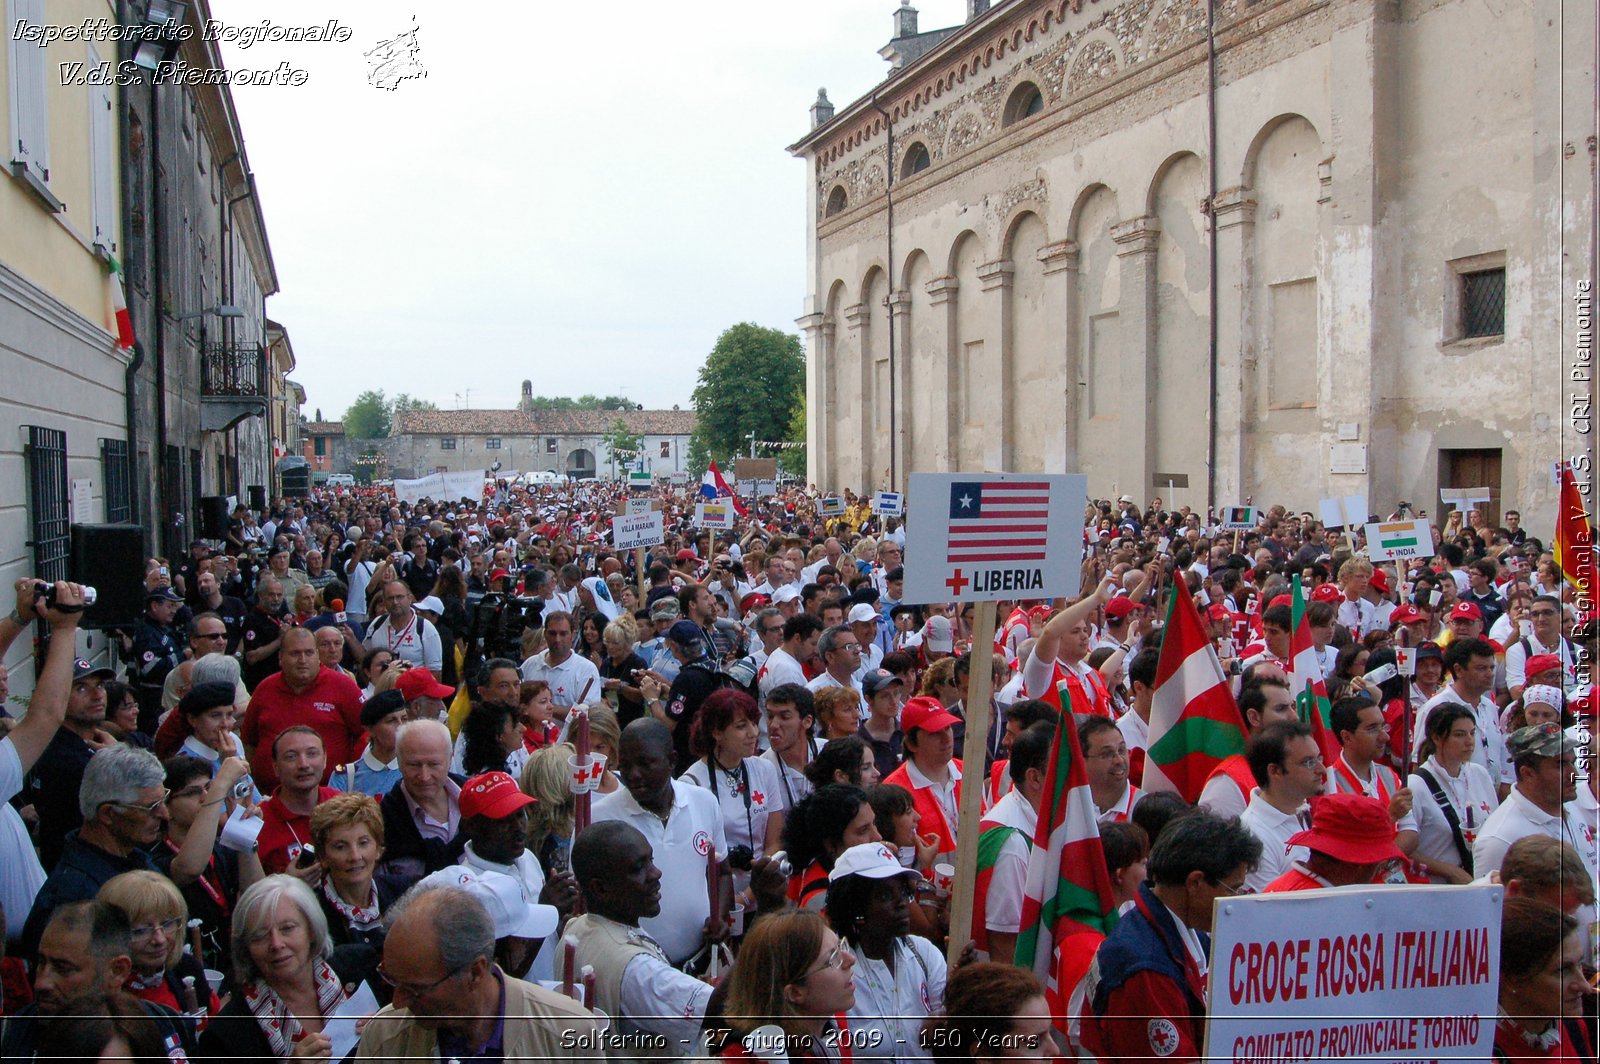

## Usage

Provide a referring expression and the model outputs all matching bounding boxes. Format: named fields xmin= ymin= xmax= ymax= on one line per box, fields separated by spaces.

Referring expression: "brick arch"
xmin=1241 ymin=113 xmax=1325 ymax=188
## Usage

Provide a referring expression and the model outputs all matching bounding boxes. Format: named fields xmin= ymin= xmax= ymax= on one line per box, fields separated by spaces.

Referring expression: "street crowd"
xmin=0 ymin=476 xmax=1594 ymax=1063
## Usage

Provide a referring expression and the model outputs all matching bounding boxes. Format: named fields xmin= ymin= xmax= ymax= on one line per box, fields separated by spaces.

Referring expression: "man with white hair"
xmin=21 ymin=744 xmax=168 ymax=956
xmin=379 ymin=719 xmax=466 ymax=879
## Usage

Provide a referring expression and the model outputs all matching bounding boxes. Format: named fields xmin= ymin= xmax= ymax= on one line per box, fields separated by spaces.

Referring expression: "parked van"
xmin=326 ymin=473 xmax=355 ymax=488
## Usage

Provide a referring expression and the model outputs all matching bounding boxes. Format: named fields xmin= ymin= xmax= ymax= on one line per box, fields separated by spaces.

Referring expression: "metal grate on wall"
xmin=101 ymin=438 xmax=132 ymax=524
xmin=25 ymin=427 xmax=70 ymax=583
xmin=1461 ymin=268 xmax=1505 ymax=339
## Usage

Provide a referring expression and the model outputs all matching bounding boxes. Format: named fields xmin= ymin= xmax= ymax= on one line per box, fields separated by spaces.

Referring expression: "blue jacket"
xmin=1089 ymin=881 xmax=1208 ymax=1020
xmin=20 ymin=830 xmax=156 ymax=958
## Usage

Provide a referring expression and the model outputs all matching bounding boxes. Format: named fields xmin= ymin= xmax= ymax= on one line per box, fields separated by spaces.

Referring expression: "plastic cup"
xmin=204 ymin=969 xmax=224 ymax=995
xmin=728 ymin=902 xmax=746 ymax=937
xmin=591 ymin=1007 xmax=610 ymax=1034
xmin=586 ymin=751 xmax=608 ymax=788
xmin=568 ymin=754 xmax=595 ymax=794
xmin=933 ymin=862 xmax=955 ymax=897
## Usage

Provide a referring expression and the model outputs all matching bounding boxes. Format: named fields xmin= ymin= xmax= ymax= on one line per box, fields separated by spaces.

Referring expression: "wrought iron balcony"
xmin=201 ymin=342 xmax=268 ymax=398
xmin=201 ymin=342 xmax=269 ymax=431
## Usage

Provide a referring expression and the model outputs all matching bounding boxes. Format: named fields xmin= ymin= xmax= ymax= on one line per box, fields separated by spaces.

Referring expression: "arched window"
xmin=826 ymin=185 xmax=848 ymax=217
xmin=1002 ymin=82 xmax=1045 ymax=127
xmin=901 ymin=142 xmax=931 ymax=178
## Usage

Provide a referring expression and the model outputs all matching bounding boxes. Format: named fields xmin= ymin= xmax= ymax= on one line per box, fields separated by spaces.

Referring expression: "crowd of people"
xmin=0 ymin=478 xmax=1593 ymax=1062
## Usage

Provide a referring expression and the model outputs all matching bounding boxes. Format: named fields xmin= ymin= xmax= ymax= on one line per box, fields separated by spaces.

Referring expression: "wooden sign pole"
xmin=947 ymin=600 xmax=997 ymax=966
xmin=636 ymin=546 xmax=647 ymax=603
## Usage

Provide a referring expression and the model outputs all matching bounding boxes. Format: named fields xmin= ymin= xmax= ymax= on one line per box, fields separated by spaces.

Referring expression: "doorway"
xmin=1438 ymin=448 xmax=1502 ymax=526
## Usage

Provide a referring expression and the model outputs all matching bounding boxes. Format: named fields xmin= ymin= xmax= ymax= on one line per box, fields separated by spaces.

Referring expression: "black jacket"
xmin=2 ymin=994 xmax=195 ymax=1061
xmin=195 ymin=949 xmax=366 ymax=1064
xmin=377 ymin=776 xmax=467 ymax=882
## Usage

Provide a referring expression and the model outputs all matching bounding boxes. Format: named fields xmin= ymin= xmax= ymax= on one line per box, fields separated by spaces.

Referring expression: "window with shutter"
xmin=8 ymin=0 xmax=53 ymax=195
xmin=88 ymin=45 xmax=116 ymax=252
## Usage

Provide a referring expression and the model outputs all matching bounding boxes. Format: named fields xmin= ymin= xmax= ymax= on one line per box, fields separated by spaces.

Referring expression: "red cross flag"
xmin=903 ymin=473 xmax=1086 ymax=603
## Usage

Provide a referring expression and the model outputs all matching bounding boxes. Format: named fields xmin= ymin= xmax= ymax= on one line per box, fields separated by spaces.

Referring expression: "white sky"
xmin=209 ymin=0 xmax=972 ymax=421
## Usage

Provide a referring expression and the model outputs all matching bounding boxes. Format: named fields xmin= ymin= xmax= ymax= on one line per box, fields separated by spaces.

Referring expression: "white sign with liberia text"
xmin=611 ymin=511 xmax=664 ymax=551
xmin=694 ymin=501 xmax=735 ymax=530
xmin=903 ymin=473 xmax=1086 ymax=603
xmin=1203 ymin=884 xmax=1500 ymax=1064
xmin=1364 ymin=519 xmax=1436 ymax=562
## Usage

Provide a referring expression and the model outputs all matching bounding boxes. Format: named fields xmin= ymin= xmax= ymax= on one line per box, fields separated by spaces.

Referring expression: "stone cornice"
xmin=1210 ymin=187 xmax=1257 ymax=229
xmin=977 ymin=260 xmax=1016 ymax=291
xmin=1038 ymin=239 xmax=1080 ymax=274
xmin=927 ymin=277 xmax=960 ymax=305
xmin=887 ymin=291 xmax=913 ymax=316
xmin=1110 ymin=215 xmax=1161 ymax=255
xmin=843 ymin=302 xmax=871 ymax=329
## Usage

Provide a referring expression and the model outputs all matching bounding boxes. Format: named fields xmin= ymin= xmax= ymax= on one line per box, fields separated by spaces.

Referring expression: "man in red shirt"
xmin=1262 ymin=792 xmax=1403 ymax=892
xmin=256 ymin=725 xmax=340 ymax=874
xmin=239 ymin=626 xmax=364 ymax=791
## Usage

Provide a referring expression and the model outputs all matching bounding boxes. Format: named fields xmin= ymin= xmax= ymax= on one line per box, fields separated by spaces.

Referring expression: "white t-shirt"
xmin=980 ymin=791 xmax=1037 ymax=937
xmin=1413 ymin=687 xmax=1512 ymax=786
xmin=364 ymin=612 xmax=443 ymax=672
xmin=1504 ymin=634 xmax=1578 ymax=692
xmin=757 ymin=647 xmax=807 ymax=710
xmin=761 ymin=743 xmax=815 ymax=807
xmin=1197 ymin=770 xmax=1250 ymax=822
xmin=0 ymin=739 xmax=46 ymax=940
xmin=346 ymin=559 xmax=378 ymax=618
xmin=592 ymin=780 xmax=727 ymax=966
xmin=1407 ymin=756 xmax=1500 ymax=880
xmin=846 ymin=933 xmax=947 ymax=1061
xmin=679 ymin=756 xmax=787 ymax=859
xmin=1238 ymin=789 xmax=1310 ymax=893
xmin=808 ymin=671 xmax=866 ymax=717
xmin=520 ymin=649 xmax=602 ymax=708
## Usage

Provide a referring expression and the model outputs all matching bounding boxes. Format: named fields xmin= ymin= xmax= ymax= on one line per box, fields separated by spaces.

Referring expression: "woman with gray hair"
xmin=197 ymin=875 xmax=363 ymax=1063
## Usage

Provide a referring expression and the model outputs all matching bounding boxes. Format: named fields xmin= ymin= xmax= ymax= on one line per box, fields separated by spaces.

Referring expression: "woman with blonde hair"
xmin=715 ymin=909 xmax=857 ymax=1062
xmin=917 ymin=657 xmax=960 ymax=707
xmin=586 ymin=701 xmax=623 ymax=795
xmin=521 ymin=743 xmax=578 ymax=874
xmin=98 ymin=870 xmax=222 ymax=1028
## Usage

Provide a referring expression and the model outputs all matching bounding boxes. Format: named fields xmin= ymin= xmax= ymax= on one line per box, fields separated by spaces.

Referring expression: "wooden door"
xmin=1439 ymin=448 xmax=1503 ymax=526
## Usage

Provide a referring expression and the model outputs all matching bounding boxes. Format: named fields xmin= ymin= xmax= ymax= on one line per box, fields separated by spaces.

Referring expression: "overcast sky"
xmin=210 ymin=0 xmax=970 ymax=421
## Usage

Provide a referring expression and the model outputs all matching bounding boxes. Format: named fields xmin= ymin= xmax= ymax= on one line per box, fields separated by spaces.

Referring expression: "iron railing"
xmin=201 ymin=342 xmax=268 ymax=398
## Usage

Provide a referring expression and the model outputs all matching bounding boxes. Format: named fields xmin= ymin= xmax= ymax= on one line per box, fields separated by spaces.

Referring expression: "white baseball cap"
xmin=416 ymin=867 xmax=559 ymax=941
xmin=925 ymin=615 xmax=954 ymax=652
xmin=772 ymin=586 xmax=801 ymax=605
xmin=829 ymin=842 xmax=923 ymax=883
xmin=846 ymin=603 xmax=879 ymax=626
xmin=415 ymin=596 xmax=445 ymax=615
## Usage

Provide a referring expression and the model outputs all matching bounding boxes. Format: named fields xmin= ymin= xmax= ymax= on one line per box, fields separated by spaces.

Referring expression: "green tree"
xmin=343 ymin=390 xmax=390 ymax=439
xmin=526 ymin=394 xmax=634 ymax=412
xmin=602 ymin=418 xmax=644 ymax=478
xmin=688 ymin=323 xmax=805 ymax=472
xmin=391 ymin=393 xmax=438 ymax=416
xmin=784 ymin=392 xmax=808 ymax=483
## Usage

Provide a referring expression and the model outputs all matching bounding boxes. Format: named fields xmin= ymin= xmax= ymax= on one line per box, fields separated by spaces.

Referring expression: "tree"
xmin=784 ymin=391 xmax=808 ymax=483
xmin=525 ymin=394 xmax=635 ymax=412
xmin=602 ymin=418 xmax=644 ymax=478
xmin=343 ymin=390 xmax=390 ymax=439
xmin=689 ymin=323 xmax=805 ymax=472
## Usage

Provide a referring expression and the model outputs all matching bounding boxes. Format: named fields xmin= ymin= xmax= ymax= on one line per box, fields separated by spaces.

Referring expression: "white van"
xmin=326 ymin=473 xmax=355 ymax=488
xmin=522 ymin=471 xmax=563 ymax=485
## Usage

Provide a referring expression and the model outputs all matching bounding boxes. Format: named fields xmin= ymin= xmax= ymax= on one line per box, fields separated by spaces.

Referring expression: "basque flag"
xmin=700 ymin=461 xmax=748 ymax=516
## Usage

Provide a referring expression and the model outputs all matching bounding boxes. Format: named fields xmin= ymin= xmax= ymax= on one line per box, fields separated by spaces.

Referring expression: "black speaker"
xmin=71 ymin=524 xmax=147 ymax=629
xmin=200 ymin=496 xmax=231 ymax=539
xmin=248 ymin=485 xmax=266 ymax=512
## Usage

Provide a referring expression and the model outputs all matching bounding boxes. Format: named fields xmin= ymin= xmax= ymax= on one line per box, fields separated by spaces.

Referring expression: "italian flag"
xmin=1145 ymin=575 xmax=1247 ymax=802
xmin=1553 ymin=462 xmax=1596 ymax=596
xmin=107 ymin=257 xmax=134 ymax=349
xmin=1289 ymin=574 xmax=1341 ymax=764
xmin=1014 ymin=682 xmax=1119 ymax=1023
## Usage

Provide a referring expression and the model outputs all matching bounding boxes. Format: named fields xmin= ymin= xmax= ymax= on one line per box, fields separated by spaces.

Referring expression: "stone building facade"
xmin=789 ymin=0 xmax=1596 ymax=526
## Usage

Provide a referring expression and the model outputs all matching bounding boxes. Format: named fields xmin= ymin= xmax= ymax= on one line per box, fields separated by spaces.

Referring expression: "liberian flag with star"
xmin=946 ymin=481 xmax=1051 ymax=564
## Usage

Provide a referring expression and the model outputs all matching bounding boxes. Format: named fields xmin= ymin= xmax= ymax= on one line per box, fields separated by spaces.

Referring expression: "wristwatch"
xmin=8 ymin=609 xmax=26 ymax=626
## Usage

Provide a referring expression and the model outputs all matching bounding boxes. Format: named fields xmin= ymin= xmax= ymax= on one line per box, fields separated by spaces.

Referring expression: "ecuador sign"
xmin=903 ymin=473 xmax=1086 ymax=603
xmin=1364 ymin=519 xmax=1435 ymax=562
xmin=694 ymin=501 xmax=736 ymax=530
xmin=1203 ymin=884 xmax=1500 ymax=1064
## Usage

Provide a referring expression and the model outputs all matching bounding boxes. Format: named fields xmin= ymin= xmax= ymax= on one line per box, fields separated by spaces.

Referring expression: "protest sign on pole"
xmin=1204 ymin=884 xmax=1501 ymax=1064
xmin=874 ymin=490 xmax=904 ymax=517
xmin=1364 ymin=519 xmax=1436 ymax=562
xmin=819 ymin=495 xmax=845 ymax=517
xmin=1220 ymin=506 xmax=1260 ymax=531
xmin=1440 ymin=486 xmax=1493 ymax=510
xmin=903 ymin=473 xmax=1087 ymax=964
xmin=902 ymin=473 xmax=1087 ymax=605
xmin=611 ymin=511 xmax=664 ymax=552
xmin=694 ymin=501 xmax=736 ymax=530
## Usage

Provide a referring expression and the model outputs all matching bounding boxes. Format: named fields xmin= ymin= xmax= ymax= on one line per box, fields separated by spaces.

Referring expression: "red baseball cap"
xmin=489 ymin=568 xmax=511 ymax=583
xmin=1310 ymin=583 xmax=1343 ymax=604
xmin=1390 ymin=605 xmax=1425 ymax=626
xmin=900 ymin=696 xmax=961 ymax=736
xmin=459 ymin=771 xmax=537 ymax=820
xmin=396 ymin=667 xmax=455 ymax=702
xmin=1524 ymin=653 xmax=1563 ymax=678
xmin=675 ymin=549 xmax=697 ymax=562
xmin=1449 ymin=601 xmax=1482 ymax=622
xmin=1207 ymin=604 xmax=1233 ymax=622
xmin=740 ymin=592 xmax=771 ymax=614
xmin=1104 ymin=596 xmax=1138 ymax=620
xmin=1369 ymin=569 xmax=1390 ymax=593
xmin=1268 ymin=594 xmax=1294 ymax=612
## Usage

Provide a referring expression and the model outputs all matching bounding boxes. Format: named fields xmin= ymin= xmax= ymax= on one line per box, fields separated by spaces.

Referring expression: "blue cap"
xmin=666 ymin=620 xmax=704 ymax=647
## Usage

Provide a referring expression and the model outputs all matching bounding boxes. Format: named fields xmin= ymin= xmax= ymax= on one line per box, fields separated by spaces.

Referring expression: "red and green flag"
xmin=1145 ymin=574 xmax=1247 ymax=802
xmin=1015 ymin=682 xmax=1119 ymax=1020
xmin=1289 ymin=573 xmax=1341 ymax=763
xmin=107 ymin=257 xmax=133 ymax=349
xmin=1553 ymin=462 xmax=1596 ymax=596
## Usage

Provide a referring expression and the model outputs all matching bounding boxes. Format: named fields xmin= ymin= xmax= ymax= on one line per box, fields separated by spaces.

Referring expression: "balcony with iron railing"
xmin=200 ymin=342 xmax=270 ymax=431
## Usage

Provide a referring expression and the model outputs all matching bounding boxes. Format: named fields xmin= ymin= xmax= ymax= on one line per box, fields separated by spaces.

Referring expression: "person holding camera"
xmin=680 ymin=689 xmax=786 ymax=905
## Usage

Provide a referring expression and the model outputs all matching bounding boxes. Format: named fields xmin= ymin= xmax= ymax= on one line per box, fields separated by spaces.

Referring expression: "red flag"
xmin=1289 ymin=574 xmax=1341 ymax=764
xmin=701 ymin=460 xmax=748 ymax=516
xmin=1146 ymin=574 xmax=1248 ymax=803
xmin=1554 ymin=462 xmax=1596 ymax=597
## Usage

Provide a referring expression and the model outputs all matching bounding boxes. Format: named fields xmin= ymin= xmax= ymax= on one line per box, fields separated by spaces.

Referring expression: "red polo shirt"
xmin=257 ymin=786 xmax=340 ymax=874
xmin=239 ymin=667 xmax=365 ymax=791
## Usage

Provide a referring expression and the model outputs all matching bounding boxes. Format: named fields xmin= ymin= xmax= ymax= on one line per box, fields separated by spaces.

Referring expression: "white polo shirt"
xmin=0 ymin=740 xmax=45 ymax=940
xmin=364 ymin=611 xmax=442 ymax=672
xmin=1407 ymin=756 xmax=1499 ymax=880
xmin=1238 ymin=789 xmax=1310 ymax=893
xmin=1474 ymin=786 xmax=1598 ymax=882
xmin=846 ymin=933 xmax=947 ymax=1062
xmin=519 ymin=648 xmax=602 ymax=708
xmin=807 ymin=670 xmax=866 ymax=717
xmin=679 ymin=755 xmax=786 ymax=859
xmin=592 ymin=779 xmax=727 ymax=966
xmin=756 ymin=646 xmax=807 ymax=710
xmin=980 ymin=790 xmax=1037 ymax=937
xmin=1413 ymin=687 xmax=1512 ymax=786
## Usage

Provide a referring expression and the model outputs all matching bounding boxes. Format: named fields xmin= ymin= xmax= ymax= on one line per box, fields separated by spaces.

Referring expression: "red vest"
xmin=882 ymin=760 xmax=963 ymax=856
xmin=1042 ymin=661 xmax=1112 ymax=718
xmin=1205 ymin=754 xmax=1256 ymax=807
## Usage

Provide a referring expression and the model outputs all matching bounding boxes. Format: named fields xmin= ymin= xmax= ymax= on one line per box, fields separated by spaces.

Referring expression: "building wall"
xmin=383 ymin=432 xmax=694 ymax=480
xmin=794 ymin=0 xmax=1595 ymax=528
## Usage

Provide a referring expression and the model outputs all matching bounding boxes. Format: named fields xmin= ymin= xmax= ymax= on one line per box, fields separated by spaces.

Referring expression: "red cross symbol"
xmin=945 ymin=569 xmax=969 ymax=597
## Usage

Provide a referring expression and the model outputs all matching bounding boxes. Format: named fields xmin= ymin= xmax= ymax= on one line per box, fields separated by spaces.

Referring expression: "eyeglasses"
xmin=802 ymin=940 xmax=852 ymax=979
xmin=376 ymin=961 xmax=468 ymax=998
xmin=1086 ymin=746 xmax=1129 ymax=761
xmin=1292 ymin=755 xmax=1325 ymax=771
xmin=1211 ymin=877 xmax=1253 ymax=897
xmin=1528 ymin=609 xmax=1559 ymax=618
xmin=106 ymin=790 xmax=170 ymax=816
xmin=762 ymin=626 xmax=785 ymax=635
xmin=131 ymin=917 xmax=183 ymax=942
xmin=195 ymin=631 xmax=228 ymax=641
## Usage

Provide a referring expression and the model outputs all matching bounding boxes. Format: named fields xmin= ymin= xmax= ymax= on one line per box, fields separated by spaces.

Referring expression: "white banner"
xmin=393 ymin=471 xmax=486 ymax=506
xmin=903 ymin=473 xmax=1086 ymax=603
xmin=1364 ymin=519 xmax=1436 ymax=562
xmin=1204 ymin=884 xmax=1500 ymax=1064
xmin=694 ymin=501 xmax=736 ymax=530
xmin=612 ymin=511 xmax=665 ymax=551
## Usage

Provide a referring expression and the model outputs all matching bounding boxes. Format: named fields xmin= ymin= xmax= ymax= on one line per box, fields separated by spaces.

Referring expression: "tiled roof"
xmin=393 ymin=408 xmax=694 ymax=438
xmin=394 ymin=409 xmax=697 ymax=437
xmin=306 ymin=421 xmax=344 ymax=435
